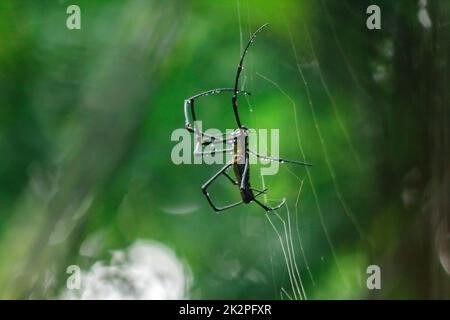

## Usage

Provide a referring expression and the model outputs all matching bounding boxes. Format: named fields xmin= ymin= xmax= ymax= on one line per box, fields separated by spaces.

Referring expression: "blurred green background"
xmin=0 ymin=0 xmax=449 ymax=299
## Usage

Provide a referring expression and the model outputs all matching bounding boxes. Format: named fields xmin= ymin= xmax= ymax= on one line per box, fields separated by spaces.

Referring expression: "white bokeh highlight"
xmin=61 ymin=240 xmax=191 ymax=299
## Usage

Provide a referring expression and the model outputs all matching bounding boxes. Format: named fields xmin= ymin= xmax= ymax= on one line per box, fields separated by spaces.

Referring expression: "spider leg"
xmin=223 ymin=170 xmax=238 ymax=185
xmin=232 ymin=23 xmax=269 ymax=128
xmin=184 ymin=88 xmax=251 ymax=134
xmin=188 ymin=88 xmax=251 ymax=101
xmin=224 ymin=166 xmax=267 ymax=195
xmin=251 ymin=187 xmax=268 ymax=194
xmin=193 ymin=141 xmax=234 ymax=163
xmin=201 ymin=162 xmax=244 ymax=212
xmin=253 ymin=197 xmax=286 ymax=212
xmin=194 ymin=147 xmax=233 ymax=157
xmin=222 ymin=168 xmax=269 ymax=191
xmin=195 ymin=134 xmax=235 ymax=147
xmin=248 ymin=149 xmax=313 ymax=167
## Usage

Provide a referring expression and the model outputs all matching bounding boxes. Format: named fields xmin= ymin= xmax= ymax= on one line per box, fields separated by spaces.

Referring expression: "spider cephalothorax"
xmin=183 ymin=23 xmax=312 ymax=212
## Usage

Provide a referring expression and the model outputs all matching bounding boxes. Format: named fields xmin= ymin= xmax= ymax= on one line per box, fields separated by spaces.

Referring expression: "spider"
xmin=183 ymin=23 xmax=312 ymax=212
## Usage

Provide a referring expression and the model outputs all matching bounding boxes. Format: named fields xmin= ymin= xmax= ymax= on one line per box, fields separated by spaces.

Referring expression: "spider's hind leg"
xmin=251 ymin=187 xmax=267 ymax=194
xmin=253 ymin=197 xmax=286 ymax=212
xmin=201 ymin=162 xmax=244 ymax=212
xmin=222 ymin=170 xmax=238 ymax=185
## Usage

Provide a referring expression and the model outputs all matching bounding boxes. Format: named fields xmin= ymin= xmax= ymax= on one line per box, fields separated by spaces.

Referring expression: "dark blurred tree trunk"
xmin=374 ymin=0 xmax=450 ymax=299
xmin=427 ymin=0 xmax=450 ymax=299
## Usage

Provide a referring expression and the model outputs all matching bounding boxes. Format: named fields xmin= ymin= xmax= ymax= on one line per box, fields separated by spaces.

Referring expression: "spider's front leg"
xmin=184 ymin=88 xmax=251 ymax=136
xmin=193 ymin=146 xmax=233 ymax=157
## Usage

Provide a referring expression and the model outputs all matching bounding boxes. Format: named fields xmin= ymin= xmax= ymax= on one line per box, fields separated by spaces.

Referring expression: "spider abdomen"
xmin=233 ymin=162 xmax=254 ymax=203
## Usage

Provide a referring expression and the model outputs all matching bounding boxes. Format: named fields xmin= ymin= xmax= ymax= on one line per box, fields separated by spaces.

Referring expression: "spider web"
xmin=236 ymin=0 xmax=370 ymax=300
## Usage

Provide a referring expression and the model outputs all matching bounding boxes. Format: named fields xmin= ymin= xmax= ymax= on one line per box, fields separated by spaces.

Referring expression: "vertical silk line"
xmin=266 ymin=212 xmax=300 ymax=300
xmin=256 ymin=68 xmax=348 ymax=286
xmin=274 ymin=210 xmax=304 ymax=299
xmin=290 ymin=174 xmax=316 ymax=286
xmin=300 ymin=23 xmax=367 ymax=243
